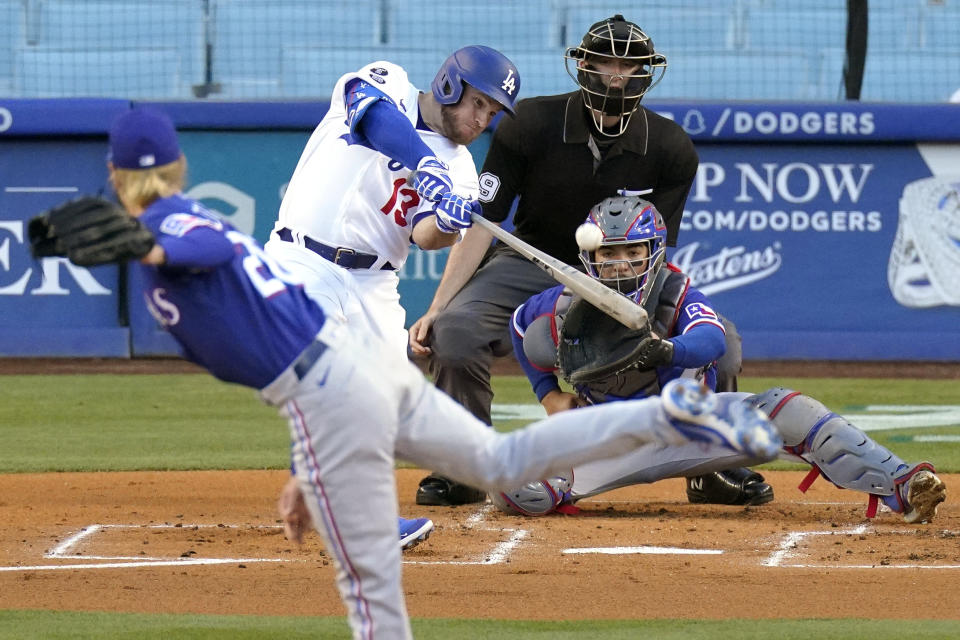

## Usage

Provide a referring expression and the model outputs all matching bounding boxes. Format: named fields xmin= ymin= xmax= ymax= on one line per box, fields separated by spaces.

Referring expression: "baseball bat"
xmin=470 ymin=214 xmax=649 ymax=330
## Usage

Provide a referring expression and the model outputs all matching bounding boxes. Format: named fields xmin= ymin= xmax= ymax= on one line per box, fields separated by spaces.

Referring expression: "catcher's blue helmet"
xmin=431 ymin=45 xmax=520 ymax=116
xmin=579 ymin=196 xmax=667 ymax=305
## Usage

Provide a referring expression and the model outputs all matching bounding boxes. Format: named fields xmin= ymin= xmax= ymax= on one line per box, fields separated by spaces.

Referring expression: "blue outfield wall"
xmin=1 ymin=99 xmax=959 ymax=359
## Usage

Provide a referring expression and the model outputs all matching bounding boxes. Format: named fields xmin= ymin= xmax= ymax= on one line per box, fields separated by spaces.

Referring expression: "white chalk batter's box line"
xmin=762 ymin=524 xmax=960 ymax=569
xmin=2 ymin=517 xmax=956 ymax=573
xmin=0 ymin=514 xmax=531 ymax=573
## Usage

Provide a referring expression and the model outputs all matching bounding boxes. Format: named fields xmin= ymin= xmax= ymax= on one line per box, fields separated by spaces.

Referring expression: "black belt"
xmin=293 ymin=337 xmax=329 ymax=380
xmin=277 ymin=227 xmax=394 ymax=270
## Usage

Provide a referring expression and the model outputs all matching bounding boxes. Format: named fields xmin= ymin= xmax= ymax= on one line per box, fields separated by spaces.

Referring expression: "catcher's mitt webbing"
xmin=31 ymin=196 xmax=156 ymax=266
xmin=557 ymin=297 xmax=653 ymax=385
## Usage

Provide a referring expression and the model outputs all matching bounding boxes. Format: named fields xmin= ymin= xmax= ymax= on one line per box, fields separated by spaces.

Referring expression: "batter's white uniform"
xmin=265 ymin=61 xmax=479 ymax=355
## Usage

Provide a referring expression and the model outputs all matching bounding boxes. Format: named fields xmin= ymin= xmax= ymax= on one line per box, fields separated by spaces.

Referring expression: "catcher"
xmin=497 ymin=195 xmax=946 ymax=524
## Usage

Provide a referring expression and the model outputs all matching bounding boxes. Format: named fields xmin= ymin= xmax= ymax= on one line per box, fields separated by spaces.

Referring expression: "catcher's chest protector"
xmin=643 ymin=267 xmax=690 ymax=338
xmin=552 ymin=269 xmax=690 ymax=402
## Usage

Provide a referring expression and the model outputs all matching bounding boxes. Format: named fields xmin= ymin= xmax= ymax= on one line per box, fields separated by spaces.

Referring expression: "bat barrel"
xmin=469 ymin=214 xmax=648 ymax=330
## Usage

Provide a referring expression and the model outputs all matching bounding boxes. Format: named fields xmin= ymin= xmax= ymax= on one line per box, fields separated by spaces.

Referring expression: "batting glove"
xmin=413 ymin=156 xmax=453 ymax=202
xmin=434 ymin=193 xmax=479 ymax=234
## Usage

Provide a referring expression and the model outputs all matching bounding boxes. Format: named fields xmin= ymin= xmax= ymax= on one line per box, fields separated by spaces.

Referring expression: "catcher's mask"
xmin=432 ymin=45 xmax=520 ymax=116
xmin=579 ymin=196 xmax=666 ymax=305
xmin=564 ymin=14 xmax=666 ymax=136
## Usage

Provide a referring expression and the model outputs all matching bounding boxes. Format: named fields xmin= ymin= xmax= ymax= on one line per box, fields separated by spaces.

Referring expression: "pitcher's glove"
xmin=558 ymin=298 xmax=673 ymax=386
xmin=28 ymin=196 xmax=156 ymax=266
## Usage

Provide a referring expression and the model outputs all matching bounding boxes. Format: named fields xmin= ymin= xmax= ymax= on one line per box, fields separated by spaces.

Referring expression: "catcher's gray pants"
xmin=429 ymin=244 xmax=745 ymax=422
xmin=429 ymin=244 xmax=558 ymax=425
xmin=571 ymin=392 xmax=766 ymax=498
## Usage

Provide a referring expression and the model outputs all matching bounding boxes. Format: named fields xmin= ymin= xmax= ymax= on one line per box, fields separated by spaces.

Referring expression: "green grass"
xmin=1 ymin=374 xmax=958 ymax=473
xmin=0 ymin=374 xmax=287 ymax=472
xmin=739 ymin=376 xmax=960 ymax=406
xmin=1 ymin=611 xmax=959 ymax=640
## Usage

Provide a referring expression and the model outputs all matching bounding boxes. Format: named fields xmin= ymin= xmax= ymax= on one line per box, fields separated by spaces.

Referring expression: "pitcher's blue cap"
xmin=108 ymin=108 xmax=181 ymax=169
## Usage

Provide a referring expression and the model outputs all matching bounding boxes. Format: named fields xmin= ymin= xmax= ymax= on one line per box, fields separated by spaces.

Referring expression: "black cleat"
xmin=686 ymin=467 xmax=774 ymax=506
xmin=415 ymin=474 xmax=487 ymax=506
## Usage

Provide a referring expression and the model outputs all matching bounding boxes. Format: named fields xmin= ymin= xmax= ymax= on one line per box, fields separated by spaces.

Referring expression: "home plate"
xmin=563 ymin=546 xmax=723 ymax=555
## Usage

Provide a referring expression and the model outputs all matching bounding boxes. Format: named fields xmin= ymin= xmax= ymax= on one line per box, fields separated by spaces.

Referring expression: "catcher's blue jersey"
xmin=511 ymin=278 xmax=726 ymax=402
xmin=137 ymin=195 xmax=325 ymax=389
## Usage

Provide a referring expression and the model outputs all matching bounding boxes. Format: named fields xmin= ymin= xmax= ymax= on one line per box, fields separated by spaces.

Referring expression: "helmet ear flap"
xmin=432 ymin=68 xmax=464 ymax=106
xmin=431 ymin=45 xmax=519 ymax=115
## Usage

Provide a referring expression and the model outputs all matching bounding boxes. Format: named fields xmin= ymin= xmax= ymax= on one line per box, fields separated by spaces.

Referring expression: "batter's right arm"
xmin=408 ymin=101 xmax=528 ymax=353
xmin=407 ymin=223 xmax=494 ymax=355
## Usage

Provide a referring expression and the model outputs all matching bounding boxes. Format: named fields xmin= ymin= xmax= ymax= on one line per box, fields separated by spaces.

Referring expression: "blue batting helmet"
xmin=431 ymin=45 xmax=520 ymax=116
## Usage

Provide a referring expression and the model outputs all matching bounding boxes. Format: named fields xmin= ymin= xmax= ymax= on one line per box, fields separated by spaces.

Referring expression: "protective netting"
xmin=2 ymin=0 xmax=958 ymax=102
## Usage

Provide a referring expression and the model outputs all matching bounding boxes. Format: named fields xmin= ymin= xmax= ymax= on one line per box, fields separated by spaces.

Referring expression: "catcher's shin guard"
xmin=746 ymin=387 xmax=944 ymax=519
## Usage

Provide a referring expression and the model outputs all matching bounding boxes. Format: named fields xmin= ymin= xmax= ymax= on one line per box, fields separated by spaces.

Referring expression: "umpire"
xmin=409 ymin=14 xmax=766 ymax=507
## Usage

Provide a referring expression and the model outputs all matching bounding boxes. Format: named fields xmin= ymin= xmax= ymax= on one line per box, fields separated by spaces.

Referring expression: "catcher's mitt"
xmin=28 ymin=196 xmax=156 ymax=266
xmin=557 ymin=297 xmax=674 ymax=388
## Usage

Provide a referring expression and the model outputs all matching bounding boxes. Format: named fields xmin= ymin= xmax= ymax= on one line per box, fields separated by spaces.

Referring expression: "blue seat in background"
xmin=5 ymin=0 xmax=955 ymax=103
xmin=814 ymin=48 xmax=847 ymax=101
xmin=212 ymin=0 xmax=381 ymax=98
xmin=14 ymin=47 xmax=187 ymax=98
xmin=870 ymin=1 xmax=924 ymax=49
xmin=279 ymin=46 xmax=574 ymax=102
xmin=32 ymin=0 xmax=205 ymax=95
xmin=743 ymin=7 xmax=847 ymax=50
xmin=919 ymin=1 xmax=960 ymax=49
xmin=861 ymin=50 xmax=960 ymax=102
xmin=505 ymin=49 xmax=573 ymax=99
xmin=384 ymin=0 xmax=558 ymax=51
xmin=562 ymin=4 xmax=740 ymax=52
xmin=0 ymin=0 xmax=27 ymax=94
xmin=656 ymin=50 xmax=813 ymax=100
xmin=279 ymin=47 xmax=443 ymax=98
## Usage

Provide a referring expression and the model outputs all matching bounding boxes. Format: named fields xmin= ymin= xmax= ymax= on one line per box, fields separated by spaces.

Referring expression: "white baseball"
xmin=575 ymin=223 xmax=604 ymax=251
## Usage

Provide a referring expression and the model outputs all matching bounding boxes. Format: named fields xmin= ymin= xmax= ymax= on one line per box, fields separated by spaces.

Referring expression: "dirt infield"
xmin=1 ymin=469 xmax=956 ymax=621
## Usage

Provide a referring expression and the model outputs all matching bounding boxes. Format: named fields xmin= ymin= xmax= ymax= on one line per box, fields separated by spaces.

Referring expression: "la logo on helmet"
xmin=501 ymin=69 xmax=517 ymax=95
